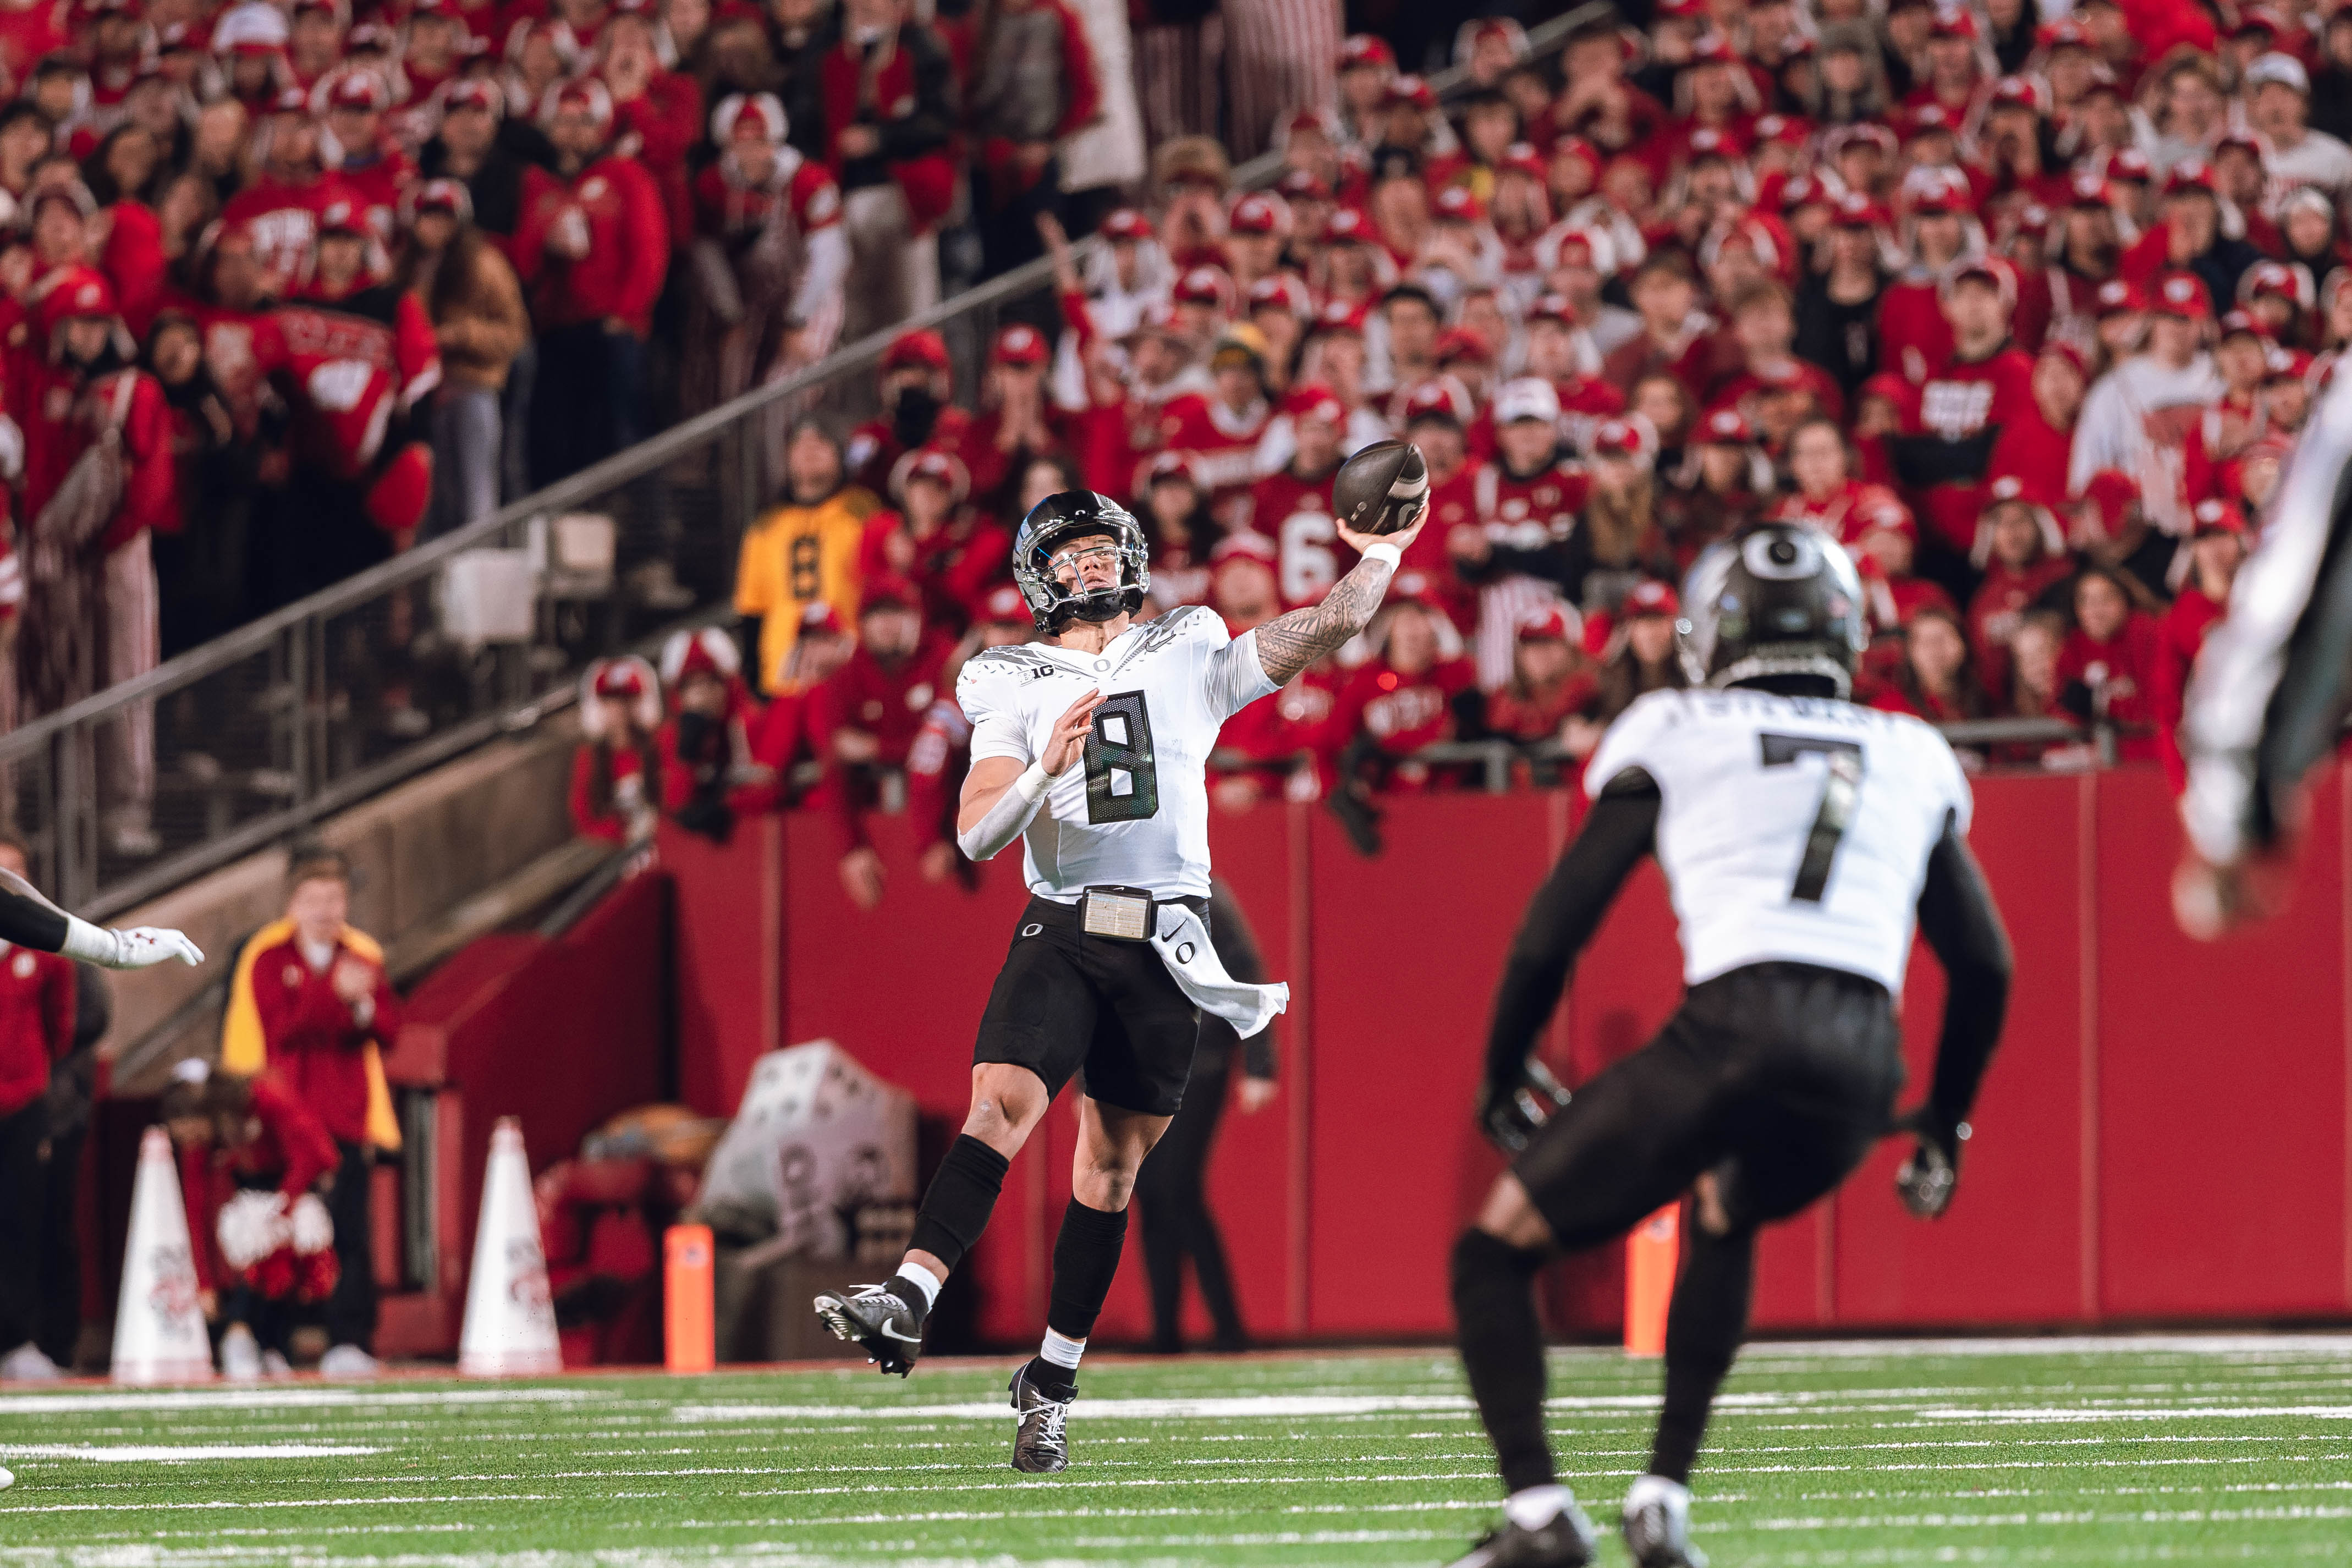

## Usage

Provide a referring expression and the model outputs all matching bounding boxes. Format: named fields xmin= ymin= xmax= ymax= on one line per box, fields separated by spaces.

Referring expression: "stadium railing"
xmin=0 ymin=0 xmax=1630 ymax=923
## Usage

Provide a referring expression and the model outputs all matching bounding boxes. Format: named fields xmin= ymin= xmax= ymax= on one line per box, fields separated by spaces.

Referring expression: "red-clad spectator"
xmin=1657 ymin=406 xmax=1772 ymax=568
xmin=1896 ymin=256 xmax=2036 ymax=577
xmin=1779 ymin=414 xmax=1895 ymax=544
xmin=1601 ymin=249 xmax=1712 ymax=399
xmin=2056 ymin=563 xmax=2166 ymax=761
xmin=1449 ymin=377 xmax=1590 ymax=685
xmin=965 ymin=0 xmax=1100 ymax=278
xmin=2070 ymin=270 xmax=2225 ymax=561
xmin=1987 ymin=338 xmax=2084 ymax=491
xmin=1851 ymin=488 xmax=1958 ymax=640
xmin=820 ymin=0 xmax=954 ymax=345
xmin=1870 ymin=604 xmax=1994 ymax=727
xmin=1485 ymin=606 xmax=1596 ymax=744
xmin=745 ymin=604 xmax=857 ymax=817
xmin=159 ymin=1063 xmax=343 ymax=1376
xmin=258 ymin=200 xmax=440 ymax=603
xmin=1325 ymin=580 xmax=1479 ymax=851
xmin=0 ymin=0 xmax=68 ymax=85
xmin=1210 ymin=532 xmax=1337 ymax=810
xmin=1876 ymin=175 xmax=1972 ymax=384
xmin=656 ymin=625 xmax=767 ymax=842
xmin=1136 ymin=452 xmax=1215 ymax=610
xmin=318 ymin=69 xmax=414 ymax=242
xmin=2182 ymin=311 xmax=2273 ymax=504
xmin=242 ymin=848 xmax=402 ymax=1372
xmin=864 ymin=447 xmax=1009 ymax=632
xmin=221 ymin=89 xmax=360 ymax=289
xmin=1395 ymin=384 xmax=1480 ymax=632
xmin=416 ymin=81 xmax=541 ymax=258
xmin=568 ymin=654 xmax=663 ymax=844
xmin=14 ymin=267 xmax=175 ymax=855
xmin=847 ymin=328 xmax=970 ymax=496
xmin=814 ymin=575 xmax=953 ymax=910
xmin=1159 ymin=326 xmax=1273 ymax=530
xmin=1966 ymin=475 xmax=2075 ymax=689
xmin=682 ymin=92 xmax=848 ymax=417
xmin=596 ymin=0 xmax=701 ymax=251
xmin=953 ymin=322 xmax=1065 ymax=512
xmin=1709 ymin=276 xmax=1845 ymax=426
xmin=1241 ymin=382 xmax=1346 ymax=608
xmin=1560 ymin=577 xmax=1687 ymax=764
xmin=903 ymin=585 xmax=1032 ymax=881
xmin=2153 ymin=496 xmax=2246 ymax=788
xmin=514 ymin=78 xmax=667 ymax=487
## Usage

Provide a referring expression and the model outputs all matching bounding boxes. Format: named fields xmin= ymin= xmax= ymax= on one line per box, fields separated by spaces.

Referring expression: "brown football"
xmin=1332 ymin=439 xmax=1431 ymax=536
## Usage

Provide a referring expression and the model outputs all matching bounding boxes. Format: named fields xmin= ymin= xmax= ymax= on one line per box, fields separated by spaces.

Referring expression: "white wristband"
xmin=1361 ymin=541 xmax=1403 ymax=569
xmin=1013 ymin=760 xmax=1052 ymax=801
xmin=59 ymin=915 xmax=118 ymax=966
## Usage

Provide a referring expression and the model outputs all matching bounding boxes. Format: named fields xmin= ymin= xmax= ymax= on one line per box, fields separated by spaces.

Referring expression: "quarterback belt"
xmin=1079 ymin=885 xmax=1157 ymax=942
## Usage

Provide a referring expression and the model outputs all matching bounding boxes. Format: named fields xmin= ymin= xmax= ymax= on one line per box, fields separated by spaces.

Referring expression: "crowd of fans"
xmin=573 ymin=0 xmax=2320 ymax=886
xmin=0 ymin=0 xmax=1387 ymax=859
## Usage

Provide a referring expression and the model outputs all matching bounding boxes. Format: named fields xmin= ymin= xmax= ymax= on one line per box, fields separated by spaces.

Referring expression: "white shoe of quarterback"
xmin=0 ymin=1342 xmax=61 ymax=1382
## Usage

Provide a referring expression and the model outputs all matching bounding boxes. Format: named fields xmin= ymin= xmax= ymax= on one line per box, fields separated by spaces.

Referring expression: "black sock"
xmin=1452 ymin=1228 xmax=1554 ymax=1495
xmin=1035 ymin=1197 xmax=1128 ymax=1392
xmin=1024 ymin=1353 xmax=1077 ymax=1401
xmin=1649 ymin=1225 xmax=1755 ymax=1484
xmin=907 ymin=1134 xmax=1012 ymax=1281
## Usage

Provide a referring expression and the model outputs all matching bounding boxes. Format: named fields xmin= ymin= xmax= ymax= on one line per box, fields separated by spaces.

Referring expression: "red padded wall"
xmin=675 ymin=760 xmax=2352 ymax=1350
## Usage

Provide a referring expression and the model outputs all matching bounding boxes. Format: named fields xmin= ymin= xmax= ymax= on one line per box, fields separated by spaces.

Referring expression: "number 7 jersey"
xmin=1585 ymin=687 xmax=1973 ymax=995
xmin=960 ymin=606 xmax=1278 ymax=902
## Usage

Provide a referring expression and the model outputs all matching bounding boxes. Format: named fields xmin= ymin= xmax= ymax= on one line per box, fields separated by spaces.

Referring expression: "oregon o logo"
xmin=1021 ymin=923 xmax=1042 ymax=938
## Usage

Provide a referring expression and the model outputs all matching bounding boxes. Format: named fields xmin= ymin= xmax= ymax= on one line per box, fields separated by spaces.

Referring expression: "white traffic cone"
xmin=111 ymin=1126 xmax=217 ymax=1384
xmin=458 ymin=1116 xmax=562 ymax=1376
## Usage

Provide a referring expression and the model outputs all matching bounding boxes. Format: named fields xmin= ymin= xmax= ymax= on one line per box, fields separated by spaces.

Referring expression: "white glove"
xmin=67 ymin=921 xmax=205 ymax=970
xmin=217 ymin=1190 xmax=291 ymax=1270
xmin=289 ymin=1192 xmax=334 ymax=1254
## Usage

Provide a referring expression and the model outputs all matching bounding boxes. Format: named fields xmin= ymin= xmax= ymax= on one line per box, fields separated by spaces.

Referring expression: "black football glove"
xmin=1476 ymin=1057 xmax=1573 ymax=1154
xmin=1893 ymin=1106 xmax=1966 ymax=1219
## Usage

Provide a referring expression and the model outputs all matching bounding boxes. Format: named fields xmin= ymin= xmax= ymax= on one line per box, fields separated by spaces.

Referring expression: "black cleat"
xmin=1443 ymin=1504 xmax=1597 ymax=1567
xmin=1622 ymin=1477 xmax=1708 ymax=1568
xmin=812 ymin=1284 xmax=924 ymax=1376
xmin=1008 ymin=1362 xmax=1074 ymax=1473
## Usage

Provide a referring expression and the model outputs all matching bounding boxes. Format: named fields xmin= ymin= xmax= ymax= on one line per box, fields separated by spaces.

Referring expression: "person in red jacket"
xmin=257 ymin=199 xmax=441 ymax=606
xmin=1877 ymin=176 xmax=1973 ymax=386
xmin=221 ymin=88 xmax=361 ymax=291
xmin=513 ymin=77 xmax=667 ymax=486
xmin=245 ymin=848 xmax=402 ymax=1371
xmin=318 ymin=69 xmax=416 ymax=244
xmin=2153 ymin=496 xmax=2245 ymax=790
xmin=13 ymin=268 xmax=176 ymax=852
xmin=812 ymin=574 xmax=952 ymax=910
xmin=1483 ymin=605 xmax=1597 ymax=752
xmin=951 ymin=322 xmax=1067 ymax=512
xmin=160 ymin=1063 xmax=342 ymax=1379
xmin=845 ymin=327 xmax=970 ymax=494
xmin=569 ymin=654 xmax=663 ymax=845
xmin=0 ymin=838 xmax=75 ymax=1382
xmin=1895 ymin=256 xmax=2037 ymax=593
xmin=1240 ymin=382 xmax=1347 ymax=609
xmin=596 ymin=0 xmax=702 ymax=250
xmin=2056 ymin=562 xmax=2165 ymax=762
xmin=820 ymin=0 xmax=955 ymax=344
xmin=656 ymin=625 xmax=770 ymax=840
xmin=1325 ymin=580 xmax=1479 ymax=852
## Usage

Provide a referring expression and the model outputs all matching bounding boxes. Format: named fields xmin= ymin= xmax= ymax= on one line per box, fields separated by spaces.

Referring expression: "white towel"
xmin=1148 ymin=902 xmax=1289 ymax=1038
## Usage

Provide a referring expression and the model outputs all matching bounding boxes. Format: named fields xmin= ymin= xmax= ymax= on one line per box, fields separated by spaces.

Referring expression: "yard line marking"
xmin=0 ymin=1443 xmax=380 ymax=1461
xmin=0 ymin=1493 xmax=562 ymax=1515
xmin=1919 ymin=1405 xmax=2352 ymax=1423
xmin=0 ymin=1388 xmax=598 ymax=1415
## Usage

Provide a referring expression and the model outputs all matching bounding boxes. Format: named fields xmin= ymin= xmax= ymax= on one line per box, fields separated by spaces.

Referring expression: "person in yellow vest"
xmin=734 ymin=416 xmax=880 ymax=695
xmin=219 ymin=847 xmax=400 ymax=1378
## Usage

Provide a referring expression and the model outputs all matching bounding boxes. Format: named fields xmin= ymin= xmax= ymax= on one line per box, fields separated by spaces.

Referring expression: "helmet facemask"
xmin=1012 ymin=493 xmax=1153 ymax=632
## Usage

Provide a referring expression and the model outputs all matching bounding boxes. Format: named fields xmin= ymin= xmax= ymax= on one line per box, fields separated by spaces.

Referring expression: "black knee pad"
xmin=908 ymin=1135 xmax=1012 ymax=1272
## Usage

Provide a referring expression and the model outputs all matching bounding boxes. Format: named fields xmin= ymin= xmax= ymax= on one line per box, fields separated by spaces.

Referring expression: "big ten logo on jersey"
xmin=1278 ymin=507 xmax=1338 ymax=605
xmin=788 ymin=534 xmax=822 ymax=599
xmin=1920 ymin=376 xmax=1995 ymax=441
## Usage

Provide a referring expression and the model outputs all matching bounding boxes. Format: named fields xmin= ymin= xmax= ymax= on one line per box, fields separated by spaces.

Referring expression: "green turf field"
xmin=3 ymin=1334 xmax=2351 ymax=1565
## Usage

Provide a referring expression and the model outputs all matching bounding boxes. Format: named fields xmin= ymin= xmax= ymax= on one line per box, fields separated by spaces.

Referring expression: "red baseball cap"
xmin=1323 ymin=208 xmax=1373 ymax=245
xmin=1173 ymin=265 xmax=1231 ymax=305
xmin=2218 ymin=309 xmax=2271 ymax=341
xmin=1697 ymin=408 xmax=1752 ymax=445
xmin=1590 ymin=419 xmax=1645 ymax=458
xmin=1518 ymin=606 xmax=1574 ymax=643
xmin=1311 ymin=298 xmax=1367 ymax=335
xmin=2095 ymin=277 xmax=2145 ymax=316
xmin=2164 ymin=161 xmax=2218 ymax=198
xmin=882 ymin=328 xmax=950 ymax=373
xmin=980 ymin=584 xmax=1030 ymax=625
xmin=2192 ymin=497 xmax=2247 ymax=535
xmin=1289 ymin=382 xmax=1345 ymax=427
xmin=1432 ymin=185 xmax=1486 ymax=223
xmin=1402 ymin=378 xmax=1472 ymax=426
xmin=1338 ymin=33 xmax=1394 ymax=70
xmin=1227 ymin=194 xmax=1282 ymax=235
xmin=896 ymin=446 xmax=971 ymax=504
xmin=2152 ymin=271 xmax=2213 ymax=320
xmin=1100 ymin=207 xmax=1152 ymax=243
xmin=992 ymin=323 xmax=1048 ymax=366
xmin=1624 ymin=579 xmax=1679 ymax=618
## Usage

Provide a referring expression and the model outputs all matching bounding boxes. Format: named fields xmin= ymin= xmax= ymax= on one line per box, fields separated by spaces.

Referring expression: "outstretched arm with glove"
xmin=0 ymin=867 xmax=202 ymax=970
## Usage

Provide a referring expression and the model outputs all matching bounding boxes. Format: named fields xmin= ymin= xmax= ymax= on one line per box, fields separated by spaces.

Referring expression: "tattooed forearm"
xmin=1252 ymin=554 xmax=1398 ymax=685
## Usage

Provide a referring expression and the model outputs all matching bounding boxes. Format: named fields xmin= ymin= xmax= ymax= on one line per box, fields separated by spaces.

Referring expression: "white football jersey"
xmin=961 ymin=605 xmax=1278 ymax=901
xmin=1585 ymin=687 xmax=1974 ymax=995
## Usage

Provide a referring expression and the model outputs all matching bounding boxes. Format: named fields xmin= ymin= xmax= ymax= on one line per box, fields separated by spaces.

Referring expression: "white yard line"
xmin=0 ymin=1443 xmax=380 ymax=1461
xmin=0 ymin=1388 xmax=597 ymax=1415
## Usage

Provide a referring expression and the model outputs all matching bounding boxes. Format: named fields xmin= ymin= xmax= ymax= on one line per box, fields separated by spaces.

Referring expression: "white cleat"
xmin=317 ymin=1344 xmax=380 ymax=1378
xmin=1 ymin=1342 xmax=61 ymax=1382
xmin=1623 ymin=1474 xmax=1708 ymax=1568
xmin=219 ymin=1324 xmax=263 ymax=1381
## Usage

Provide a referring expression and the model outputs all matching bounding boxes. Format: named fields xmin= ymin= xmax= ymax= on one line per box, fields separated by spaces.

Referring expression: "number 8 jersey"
xmin=960 ymin=606 xmax=1279 ymax=901
xmin=1586 ymin=687 xmax=1974 ymax=995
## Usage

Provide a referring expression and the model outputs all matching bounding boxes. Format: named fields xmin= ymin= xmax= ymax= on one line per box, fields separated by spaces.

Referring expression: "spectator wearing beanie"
xmin=0 ymin=838 xmax=75 ymax=1382
xmin=734 ymin=416 xmax=879 ymax=695
xmin=259 ymin=200 xmax=441 ymax=605
xmin=811 ymin=574 xmax=953 ymax=910
xmin=862 ymin=448 xmax=1008 ymax=634
xmin=682 ymin=93 xmax=849 ymax=418
xmin=515 ymin=78 xmax=668 ymax=487
xmin=17 ymin=268 xmax=174 ymax=851
xmin=569 ymin=654 xmax=663 ymax=845
xmin=655 ymin=626 xmax=772 ymax=842
xmin=820 ymin=0 xmax=953 ymax=345
xmin=394 ymin=180 xmax=528 ymax=538
xmin=219 ymin=847 xmax=403 ymax=1376
xmin=846 ymin=327 xmax=969 ymax=496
